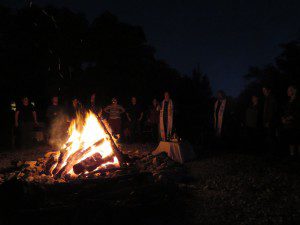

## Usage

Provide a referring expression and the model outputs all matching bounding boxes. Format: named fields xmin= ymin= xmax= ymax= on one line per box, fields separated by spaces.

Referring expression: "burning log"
xmin=51 ymin=142 xmax=73 ymax=175
xmin=97 ymin=118 xmax=127 ymax=166
xmin=55 ymin=138 xmax=105 ymax=178
xmin=73 ymin=154 xmax=114 ymax=175
xmin=45 ymin=155 xmax=58 ymax=175
xmin=52 ymin=151 xmax=68 ymax=175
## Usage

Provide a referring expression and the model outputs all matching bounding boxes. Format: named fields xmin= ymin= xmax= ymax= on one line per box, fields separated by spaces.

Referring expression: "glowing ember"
xmin=50 ymin=111 xmax=119 ymax=178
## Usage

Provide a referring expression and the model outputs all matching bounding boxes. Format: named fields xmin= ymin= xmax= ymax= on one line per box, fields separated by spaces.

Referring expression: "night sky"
xmin=2 ymin=0 xmax=300 ymax=96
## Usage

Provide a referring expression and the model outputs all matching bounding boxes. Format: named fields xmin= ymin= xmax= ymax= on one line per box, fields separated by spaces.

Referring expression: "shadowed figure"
xmin=146 ymin=98 xmax=161 ymax=141
xmin=126 ymin=96 xmax=143 ymax=143
xmin=281 ymin=85 xmax=300 ymax=156
xmin=104 ymin=98 xmax=125 ymax=137
xmin=15 ymin=97 xmax=38 ymax=149
xmin=262 ymin=86 xmax=278 ymax=148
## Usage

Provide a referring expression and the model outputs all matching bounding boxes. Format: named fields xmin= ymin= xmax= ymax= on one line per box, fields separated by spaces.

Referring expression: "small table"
xmin=152 ymin=141 xmax=195 ymax=164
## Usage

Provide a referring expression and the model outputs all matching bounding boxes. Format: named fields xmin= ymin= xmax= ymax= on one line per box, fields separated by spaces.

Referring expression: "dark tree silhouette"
xmin=238 ymin=38 xmax=300 ymax=124
xmin=0 ymin=4 xmax=212 ymax=148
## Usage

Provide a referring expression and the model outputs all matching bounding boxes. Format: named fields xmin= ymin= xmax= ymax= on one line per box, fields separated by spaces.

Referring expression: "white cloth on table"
xmin=152 ymin=141 xmax=195 ymax=164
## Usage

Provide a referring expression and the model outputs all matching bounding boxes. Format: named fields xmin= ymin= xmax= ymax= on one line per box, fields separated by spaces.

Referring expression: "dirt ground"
xmin=0 ymin=145 xmax=299 ymax=225
xmin=0 ymin=146 xmax=50 ymax=170
xmin=184 ymin=153 xmax=300 ymax=224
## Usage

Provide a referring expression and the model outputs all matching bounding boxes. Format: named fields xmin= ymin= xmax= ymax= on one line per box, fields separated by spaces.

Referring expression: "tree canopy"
xmin=0 ymin=4 xmax=212 ymax=142
xmin=239 ymin=39 xmax=300 ymax=108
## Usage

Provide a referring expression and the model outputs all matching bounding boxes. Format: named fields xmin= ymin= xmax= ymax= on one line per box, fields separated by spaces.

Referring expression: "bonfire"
xmin=0 ymin=111 xmax=183 ymax=185
xmin=48 ymin=111 xmax=121 ymax=179
xmin=1 ymin=111 xmax=125 ymax=184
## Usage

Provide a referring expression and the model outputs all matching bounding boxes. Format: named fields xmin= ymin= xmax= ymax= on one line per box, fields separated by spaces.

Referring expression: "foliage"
xmin=238 ymin=39 xmax=300 ymax=115
xmin=0 ymin=4 xmax=212 ymax=144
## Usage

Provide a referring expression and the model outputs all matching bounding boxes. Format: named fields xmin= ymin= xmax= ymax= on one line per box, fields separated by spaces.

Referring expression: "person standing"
xmin=159 ymin=92 xmax=174 ymax=141
xmin=68 ymin=96 xmax=81 ymax=121
xmin=15 ymin=96 xmax=38 ymax=148
xmin=126 ymin=96 xmax=143 ymax=142
xmin=46 ymin=96 xmax=62 ymax=125
xmin=46 ymin=96 xmax=64 ymax=147
xmin=88 ymin=93 xmax=102 ymax=117
xmin=104 ymin=98 xmax=125 ymax=136
xmin=281 ymin=86 xmax=300 ymax=156
xmin=262 ymin=86 xmax=278 ymax=146
xmin=213 ymin=90 xmax=230 ymax=137
xmin=245 ymin=95 xmax=262 ymax=149
xmin=245 ymin=95 xmax=260 ymax=129
xmin=147 ymin=98 xmax=161 ymax=141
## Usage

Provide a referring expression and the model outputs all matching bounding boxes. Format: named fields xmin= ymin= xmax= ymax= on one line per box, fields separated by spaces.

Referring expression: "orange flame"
xmin=51 ymin=111 xmax=119 ymax=177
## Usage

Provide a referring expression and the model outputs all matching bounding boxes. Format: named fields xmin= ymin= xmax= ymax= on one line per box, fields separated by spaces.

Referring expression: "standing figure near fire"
xmin=147 ymin=98 xmax=161 ymax=141
xmin=213 ymin=90 xmax=232 ymax=138
xmin=104 ymin=98 xmax=125 ymax=137
xmin=46 ymin=96 xmax=64 ymax=147
xmin=160 ymin=92 xmax=174 ymax=141
xmin=15 ymin=96 xmax=38 ymax=148
xmin=46 ymin=96 xmax=62 ymax=126
xmin=281 ymin=86 xmax=300 ymax=156
xmin=126 ymin=96 xmax=143 ymax=143
xmin=88 ymin=93 xmax=102 ymax=117
xmin=68 ymin=96 xmax=81 ymax=121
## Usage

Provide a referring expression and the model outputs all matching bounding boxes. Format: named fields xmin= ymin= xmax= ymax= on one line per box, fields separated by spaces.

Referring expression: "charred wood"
xmin=55 ymin=138 xmax=105 ymax=178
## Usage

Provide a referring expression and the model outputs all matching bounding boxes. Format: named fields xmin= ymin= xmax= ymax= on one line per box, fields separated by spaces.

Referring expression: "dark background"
xmin=1 ymin=0 xmax=300 ymax=96
xmin=0 ymin=1 xmax=299 ymax=149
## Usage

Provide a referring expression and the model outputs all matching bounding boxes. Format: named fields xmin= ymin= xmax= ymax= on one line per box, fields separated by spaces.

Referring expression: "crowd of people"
xmin=214 ymin=85 xmax=300 ymax=157
xmin=13 ymin=91 xmax=175 ymax=149
xmin=11 ymin=84 xmax=300 ymax=158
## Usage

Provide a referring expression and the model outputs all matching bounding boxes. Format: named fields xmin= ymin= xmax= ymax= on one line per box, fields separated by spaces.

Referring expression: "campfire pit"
xmin=0 ymin=111 xmax=186 ymax=186
xmin=46 ymin=111 xmax=124 ymax=180
xmin=0 ymin=111 xmax=187 ymax=225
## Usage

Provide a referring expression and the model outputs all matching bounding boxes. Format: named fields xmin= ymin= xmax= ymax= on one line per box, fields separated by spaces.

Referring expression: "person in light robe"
xmin=159 ymin=92 xmax=174 ymax=141
xmin=213 ymin=90 xmax=230 ymax=137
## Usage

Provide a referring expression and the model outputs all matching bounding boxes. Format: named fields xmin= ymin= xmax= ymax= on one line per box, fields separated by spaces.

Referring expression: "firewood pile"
xmin=0 ymin=145 xmax=185 ymax=186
